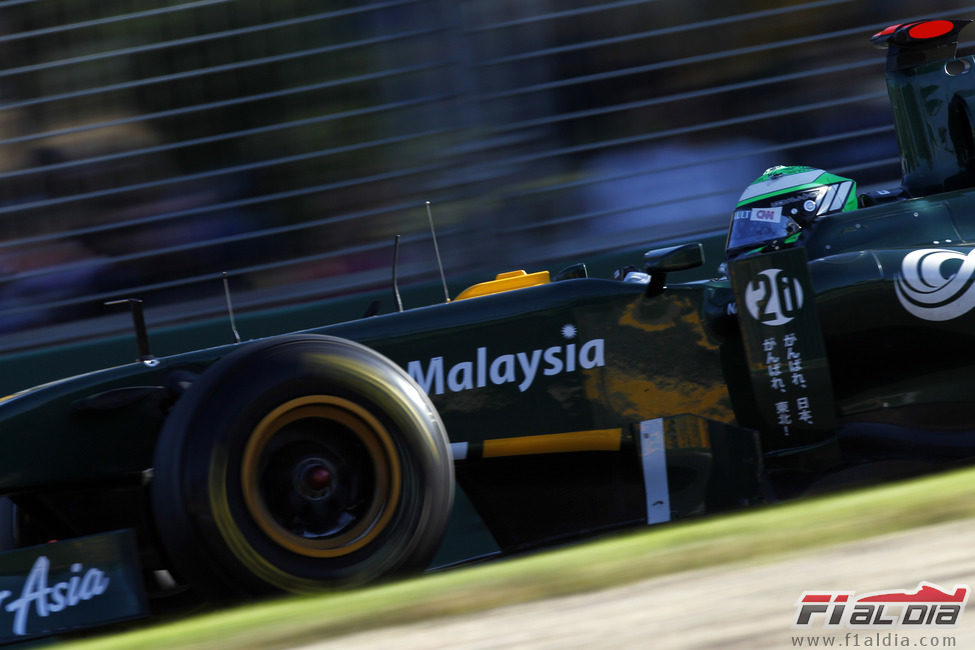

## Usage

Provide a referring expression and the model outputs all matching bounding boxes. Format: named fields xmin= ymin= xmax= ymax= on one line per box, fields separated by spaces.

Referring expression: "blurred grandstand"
xmin=0 ymin=0 xmax=970 ymax=351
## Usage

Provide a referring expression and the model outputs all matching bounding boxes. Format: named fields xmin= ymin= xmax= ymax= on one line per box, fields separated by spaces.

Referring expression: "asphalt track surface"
xmin=297 ymin=517 xmax=975 ymax=649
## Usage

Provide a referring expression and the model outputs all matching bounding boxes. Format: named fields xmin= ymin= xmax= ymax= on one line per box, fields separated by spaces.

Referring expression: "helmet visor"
xmin=727 ymin=205 xmax=800 ymax=256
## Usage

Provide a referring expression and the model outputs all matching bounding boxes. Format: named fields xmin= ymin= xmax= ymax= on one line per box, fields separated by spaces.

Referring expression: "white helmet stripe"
xmin=737 ymin=169 xmax=825 ymax=202
xmin=817 ymin=184 xmax=838 ymax=215
xmin=829 ymin=180 xmax=853 ymax=212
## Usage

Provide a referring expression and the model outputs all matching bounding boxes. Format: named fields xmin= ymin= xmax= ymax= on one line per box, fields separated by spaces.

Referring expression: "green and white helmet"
xmin=726 ymin=165 xmax=856 ymax=258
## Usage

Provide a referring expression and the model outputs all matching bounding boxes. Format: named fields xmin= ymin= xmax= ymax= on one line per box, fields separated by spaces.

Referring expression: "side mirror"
xmin=554 ymin=262 xmax=588 ymax=281
xmin=644 ymin=242 xmax=704 ymax=272
xmin=642 ymin=242 xmax=704 ymax=296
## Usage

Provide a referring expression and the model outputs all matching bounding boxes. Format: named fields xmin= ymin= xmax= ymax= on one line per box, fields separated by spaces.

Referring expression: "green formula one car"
xmin=0 ymin=17 xmax=975 ymax=642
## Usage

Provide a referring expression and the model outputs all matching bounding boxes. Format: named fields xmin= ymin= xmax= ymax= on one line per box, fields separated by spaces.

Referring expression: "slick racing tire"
xmin=151 ymin=334 xmax=454 ymax=596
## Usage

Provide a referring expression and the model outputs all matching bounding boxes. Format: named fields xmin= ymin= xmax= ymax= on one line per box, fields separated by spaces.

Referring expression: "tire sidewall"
xmin=152 ymin=335 xmax=453 ymax=595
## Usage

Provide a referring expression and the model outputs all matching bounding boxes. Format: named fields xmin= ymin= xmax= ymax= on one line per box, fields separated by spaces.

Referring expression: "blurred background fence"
xmin=1 ymin=0 xmax=973 ymax=352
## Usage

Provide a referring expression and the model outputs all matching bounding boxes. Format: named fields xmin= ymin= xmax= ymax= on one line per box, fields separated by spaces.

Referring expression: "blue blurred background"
xmin=0 ymin=0 xmax=972 ymax=353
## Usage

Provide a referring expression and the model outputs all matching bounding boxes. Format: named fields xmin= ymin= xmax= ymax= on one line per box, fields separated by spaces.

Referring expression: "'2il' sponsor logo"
xmin=794 ymin=582 xmax=969 ymax=629
xmin=744 ymin=268 xmax=805 ymax=326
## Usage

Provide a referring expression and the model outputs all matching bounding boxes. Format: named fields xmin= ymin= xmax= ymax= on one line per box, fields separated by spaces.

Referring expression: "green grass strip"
xmin=64 ymin=464 xmax=975 ymax=650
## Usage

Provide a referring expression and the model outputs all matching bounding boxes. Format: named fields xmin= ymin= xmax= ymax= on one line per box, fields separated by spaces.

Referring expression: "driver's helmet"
xmin=726 ymin=165 xmax=856 ymax=258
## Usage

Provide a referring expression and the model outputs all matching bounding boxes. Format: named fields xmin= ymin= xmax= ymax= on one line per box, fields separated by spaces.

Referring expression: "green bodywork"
xmin=4 ymin=181 xmax=975 ymax=564
xmin=0 ymin=270 xmax=760 ymax=562
xmin=4 ymin=18 xmax=975 ymax=583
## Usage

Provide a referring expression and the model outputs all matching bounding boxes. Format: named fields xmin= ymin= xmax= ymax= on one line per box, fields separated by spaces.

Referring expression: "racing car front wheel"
xmin=150 ymin=334 xmax=454 ymax=597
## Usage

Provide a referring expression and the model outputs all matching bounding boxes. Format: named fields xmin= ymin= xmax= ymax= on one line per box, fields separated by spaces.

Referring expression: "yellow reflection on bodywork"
xmin=619 ymin=296 xmax=720 ymax=351
xmin=664 ymin=414 xmax=711 ymax=449
xmin=584 ymin=293 xmax=734 ymax=423
xmin=600 ymin=374 xmax=733 ymax=423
